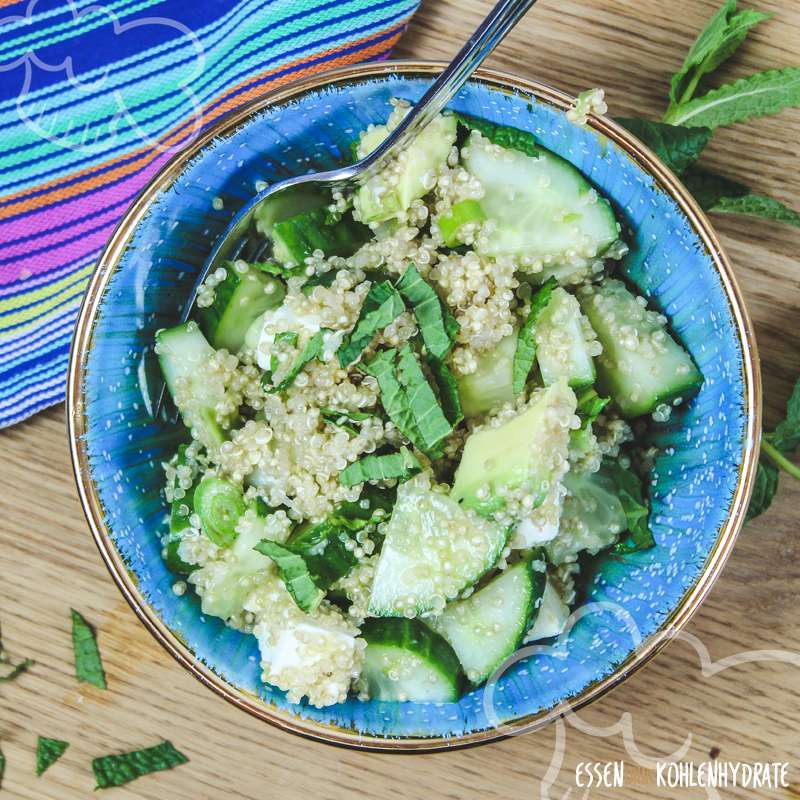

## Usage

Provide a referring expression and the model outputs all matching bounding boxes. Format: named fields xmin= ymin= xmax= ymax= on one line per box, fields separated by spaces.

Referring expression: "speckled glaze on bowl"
xmin=67 ymin=62 xmax=760 ymax=751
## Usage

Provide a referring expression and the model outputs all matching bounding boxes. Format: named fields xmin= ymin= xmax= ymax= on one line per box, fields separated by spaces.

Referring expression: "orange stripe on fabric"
xmin=0 ymin=26 xmax=405 ymax=221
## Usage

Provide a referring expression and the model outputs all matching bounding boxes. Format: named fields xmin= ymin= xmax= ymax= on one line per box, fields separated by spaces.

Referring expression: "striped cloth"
xmin=0 ymin=0 xmax=419 ymax=428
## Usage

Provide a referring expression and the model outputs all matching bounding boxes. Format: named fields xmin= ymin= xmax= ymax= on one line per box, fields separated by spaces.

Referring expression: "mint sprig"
xmin=619 ymin=1 xmax=800 ymax=227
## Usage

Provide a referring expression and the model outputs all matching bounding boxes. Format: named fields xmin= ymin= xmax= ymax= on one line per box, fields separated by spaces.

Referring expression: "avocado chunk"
xmin=450 ymin=379 xmax=577 ymax=516
xmin=456 ymin=331 xmax=517 ymax=418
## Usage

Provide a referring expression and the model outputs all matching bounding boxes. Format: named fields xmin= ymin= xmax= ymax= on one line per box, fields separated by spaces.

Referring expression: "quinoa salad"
xmin=155 ymin=97 xmax=703 ymax=708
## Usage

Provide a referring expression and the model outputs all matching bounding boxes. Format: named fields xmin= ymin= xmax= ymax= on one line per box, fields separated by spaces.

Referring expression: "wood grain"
xmin=2 ymin=1 xmax=800 ymax=797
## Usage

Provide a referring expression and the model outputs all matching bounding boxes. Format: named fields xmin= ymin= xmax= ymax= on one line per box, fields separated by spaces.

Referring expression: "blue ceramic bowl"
xmin=68 ymin=62 xmax=760 ymax=750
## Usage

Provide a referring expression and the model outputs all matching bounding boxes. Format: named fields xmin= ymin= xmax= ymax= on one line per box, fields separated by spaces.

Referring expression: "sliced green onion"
xmin=438 ymin=199 xmax=486 ymax=247
xmin=193 ymin=476 xmax=246 ymax=547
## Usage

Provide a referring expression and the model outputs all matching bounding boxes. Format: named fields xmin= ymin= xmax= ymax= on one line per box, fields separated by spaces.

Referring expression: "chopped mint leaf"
xmin=284 ymin=520 xmax=359 ymax=587
xmin=251 ymin=261 xmax=301 ymax=278
xmin=616 ymin=118 xmax=711 ymax=175
xmin=513 ymin=278 xmax=557 ymax=395
xmin=396 ymin=345 xmax=453 ymax=453
xmin=396 ymin=264 xmax=458 ymax=359
xmin=455 ymin=112 xmax=540 ymax=157
xmin=71 ymin=609 xmax=106 ymax=690
xmin=320 ymin=406 xmax=376 ymax=436
xmin=338 ymin=281 xmax=405 ymax=367
xmin=664 ymin=67 xmax=800 ymax=129
xmin=339 ymin=447 xmax=421 ymax=488
xmin=604 ymin=461 xmax=656 ymax=554
xmin=92 ymin=740 xmax=188 ymax=789
xmin=36 ymin=737 xmax=69 ymax=777
xmin=427 ymin=356 xmax=463 ymax=428
xmin=274 ymin=330 xmax=299 ymax=347
xmin=668 ymin=1 xmax=770 ymax=107
xmin=683 ymin=168 xmax=800 ymax=227
xmin=267 ymin=329 xmax=330 ymax=393
xmin=302 ymin=270 xmax=337 ymax=295
xmin=254 ymin=540 xmax=325 ymax=612
xmin=361 ymin=348 xmax=418 ymax=436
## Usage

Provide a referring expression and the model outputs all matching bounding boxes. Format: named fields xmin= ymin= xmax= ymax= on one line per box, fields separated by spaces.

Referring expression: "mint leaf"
xmin=746 ymin=460 xmax=779 ymax=521
xmin=427 ymin=356 xmax=463 ymax=428
xmin=396 ymin=264 xmax=458 ymax=360
xmin=396 ymin=345 xmax=453 ymax=453
xmin=71 ymin=609 xmax=106 ymax=690
xmin=617 ymin=118 xmax=711 ymax=174
xmin=605 ymin=461 xmax=656 ymax=554
xmin=664 ymin=67 xmax=800 ymax=129
xmin=361 ymin=348 xmax=422 ymax=445
xmin=254 ymin=540 xmax=325 ymax=612
xmin=683 ymin=168 xmax=800 ymax=227
xmin=320 ymin=406 xmax=376 ymax=436
xmin=455 ymin=112 xmax=541 ymax=157
xmin=36 ymin=737 xmax=69 ymax=777
xmin=669 ymin=1 xmax=770 ymax=106
xmin=338 ymin=281 xmax=405 ymax=367
xmin=284 ymin=519 xmax=359 ymax=587
xmin=302 ymin=270 xmax=337 ymax=295
xmin=771 ymin=380 xmax=800 ymax=451
xmin=92 ymin=740 xmax=188 ymax=789
xmin=267 ymin=329 xmax=329 ymax=392
xmin=575 ymin=387 xmax=610 ymax=425
xmin=513 ymin=278 xmax=557 ymax=395
xmin=339 ymin=447 xmax=421 ymax=488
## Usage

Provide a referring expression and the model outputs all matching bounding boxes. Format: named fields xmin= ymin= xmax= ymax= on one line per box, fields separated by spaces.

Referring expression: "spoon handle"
xmin=360 ymin=0 xmax=538 ymax=176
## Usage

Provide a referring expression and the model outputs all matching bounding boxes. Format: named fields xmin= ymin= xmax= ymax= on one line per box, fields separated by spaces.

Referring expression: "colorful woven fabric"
xmin=0 ymin=0 xmax=419 ymax=428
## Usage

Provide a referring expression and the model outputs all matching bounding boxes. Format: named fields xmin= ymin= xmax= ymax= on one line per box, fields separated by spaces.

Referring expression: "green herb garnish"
xmin=267 ymin=329 xmax=330 ymax=392
xmin=455 ymin=112 xmax=541 ymax=157
xmin=512 ymin=278 xmax=557 ymax=395
xmin=254 ymin=540 xmax=326 ymax=612
xmin=302 ymin=269 xmax=338 ymax=295
xmin=575 ymin=387 xmax=611 ymax=424
xmin=340 ymin=447 xmax=421 ymax=488
xmin=92 ymin=740 xmax=188 ymax=789
xmin=619 ymin=1 xmax=800 ymax=225
xmin=396 ymin=264 xmax=459 ymax=359
xmin=320 ymin=406 xmax=376 ymax=436
xmin=361 ymin=348 xmax=421 ymax=444
xmin=396 ymin=345 xmax=453 ymax=453
xmin=70 ymin=609 xmax=106 ymax=690
xmin=338 ymin=281 xmax=405 ymax=367
xmin=604 ymin=461 xmax=656 ymax=555
xmin=427 ymin=356 xmax=463 ymax=428
xmin=36 ymin=737 xmax=69 ymax=777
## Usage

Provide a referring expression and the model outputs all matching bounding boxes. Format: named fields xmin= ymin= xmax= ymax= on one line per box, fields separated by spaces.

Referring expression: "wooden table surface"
xmin=2 ymin=1 xmax=800 ymax=797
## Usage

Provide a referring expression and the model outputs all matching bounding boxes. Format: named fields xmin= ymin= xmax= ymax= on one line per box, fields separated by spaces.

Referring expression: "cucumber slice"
xmin=462 ymin=131 xmax=619 ymax=266
xmin=524 ymin=577 xmax=570 ymax=642
xmin=545 ymin=466 xmax=626 ymax=565
xmin=428 ymin=556 xmax=546 ymax=684
xmin=456 ymin=331 xmax=516 ymax=418
xmin=534 ymin=287 xmax=596 ymax=389
xmin=270 ymin=208 xmax=370 ymax=268
xmin=360 ymin=618 xmax=464 ymax=702
xmin=198 ymin=265 xmax=284 ymax=353
xmin=168 ymin=444 xmax=196 ymax=536
xmin=451 ymin=380 xmax=576 ymax=515
xmin=355 ymin=113 xmax=457 ymax=223
xmin=156 ymin=323 xmax=233 ymax=451
xmin=367 ymin=478 xmax=508 ymax=618
xmin=577 ymin=279 xmax=702 ymax=417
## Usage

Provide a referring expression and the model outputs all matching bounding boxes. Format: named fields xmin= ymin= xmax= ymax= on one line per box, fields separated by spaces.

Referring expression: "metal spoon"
xmin=155 ymin=0 xmax=537 ymax=416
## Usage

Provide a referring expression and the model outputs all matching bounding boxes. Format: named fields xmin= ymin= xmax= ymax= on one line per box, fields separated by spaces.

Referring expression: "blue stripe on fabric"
xmin=0 ymin=0 xmax=410 ymax=187
xmin=0 ymin=340 xmax=71 ymax=392
xmin=0 ymin=287 xmax=85 ymax=332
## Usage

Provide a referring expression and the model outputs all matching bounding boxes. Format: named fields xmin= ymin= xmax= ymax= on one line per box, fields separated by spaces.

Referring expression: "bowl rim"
xmin=67 ymin=59 xmax=761 ymax=753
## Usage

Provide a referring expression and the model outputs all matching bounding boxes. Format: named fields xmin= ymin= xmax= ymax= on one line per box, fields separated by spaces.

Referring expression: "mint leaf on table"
xmin=682 ymin=168 xmax=800 ymax=227
xmin=339 ymin=447 xmax=421 ymax=488
xmin=70 ymin=609 xmax=106 ymax=690
xmin=0 ymin=747 xmax=5 ymax=790
xmin=396 ymin=264 xmax=458 ymax=360
xmin=663 ymin=67 xmax=800 ymax=128
xmin=513 ymin=278 xmax=557 ymax=395
xmin=338 ymin=281 xmax=405 ymax=367
xmin=748 ymin=378 xmax=800 ymax=521
xmin=254 ymin=540 xmax=325 ymax=612
xmin=668 ymin=0 xmax=770 ymax=107
xmin=604 ymin=461 xmax=656 ymax=555
xmin=35 ymin=737 xmax=69 ymax=777
xmin=92 ymin=740 xmax=188 ymax=790
xmin=616 ymin=118 xmax=711 ymax=174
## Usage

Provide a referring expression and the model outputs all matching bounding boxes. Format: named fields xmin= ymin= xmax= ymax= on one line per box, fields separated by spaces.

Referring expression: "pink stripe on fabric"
xmin=0 ymin=152 xmax=170 ymax=285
